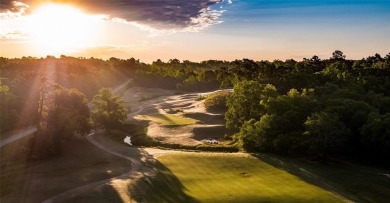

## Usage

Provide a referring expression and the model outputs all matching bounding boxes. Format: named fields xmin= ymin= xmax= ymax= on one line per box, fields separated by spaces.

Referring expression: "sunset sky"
xmin=1 ymin=0 xmax=389 ymax=63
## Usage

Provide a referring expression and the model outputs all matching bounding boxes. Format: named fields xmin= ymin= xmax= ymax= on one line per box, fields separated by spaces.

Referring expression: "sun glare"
xmin=25 ymin=4 xmax=100 ymax=55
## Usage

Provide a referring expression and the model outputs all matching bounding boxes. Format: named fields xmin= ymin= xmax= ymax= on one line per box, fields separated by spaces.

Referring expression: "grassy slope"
xmin=0 ymin=135 xmax=131 ymax=203
xmin=146 ymin=154 xmax=345 ymax=202
xmin=258 ymin=154 xmax=390 ymax=203
xmin=0 ymin=134 xmax=33 ymax=199
xmin=135 ymin=114 xmax=197 ymax=126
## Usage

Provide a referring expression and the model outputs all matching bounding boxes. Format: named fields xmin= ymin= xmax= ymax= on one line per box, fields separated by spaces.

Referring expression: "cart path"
xmin=0 ymin=125 xmax=37 ymax=148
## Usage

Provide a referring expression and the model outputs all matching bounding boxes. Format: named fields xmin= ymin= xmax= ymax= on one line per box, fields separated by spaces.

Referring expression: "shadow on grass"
xmin=0 ymin=134 xmax=34 ymax=199
xmin=205 ymin=107 xmax=226 ymax=114
xmin=192 ymin=125 xmax=226 ymax=140
xmin=61 ymin=147 xmax=198 ymax=203
xmin=56 ymin=185 xmax=124 ymax=203
xmin=145 ymin=160 xmax=199 ymax=203
xmin=183 ymin=112 xmax=225 ymax=125
xmin=256 ymin=154 xmax=390 ymax=203
xmin=53 ymin=133 xmax=198 ymax=203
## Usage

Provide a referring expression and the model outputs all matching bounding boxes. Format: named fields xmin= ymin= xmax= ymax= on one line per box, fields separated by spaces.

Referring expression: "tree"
xmin=34 ymin=86 xmax=91 ymax=157
xmin=0 ymin=83 xmax=19 ymax=132
xmin=331 ymin=50 xmax=346 ymax=60
xmin=236 ymin=87 xmax=317 ymax=154
xmin=91 ymin=88 xmax=127 ymax=129
xmin=46 ymin=87 xmax=91 ymax=140
xmin=304 ymin=111 xmax=350 ymax=161
xmin=361 ymin=112 xmax=390 ymax=164
xmin=225 ymin=81 xmax=264 ymax=132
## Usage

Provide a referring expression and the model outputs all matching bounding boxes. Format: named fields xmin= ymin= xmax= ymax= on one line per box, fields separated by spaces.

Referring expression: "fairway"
xmin=135 ymin=114 xmax=197 ymax=126
xmin=146 ymin=154 xmax=345 ymax=202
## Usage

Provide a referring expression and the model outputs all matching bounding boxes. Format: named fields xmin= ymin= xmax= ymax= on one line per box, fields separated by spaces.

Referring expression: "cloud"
xmin=1 ymin=0 xmax=232 ymax=31
xmin=0 ymin=30 xmax=28 ymax=39
xmin=0 ymin=1 xmax=29 ymax=19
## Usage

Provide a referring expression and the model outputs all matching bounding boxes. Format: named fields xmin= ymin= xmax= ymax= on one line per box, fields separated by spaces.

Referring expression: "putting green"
xmin=146 ymin=154 xmax=345 ymax=202
xmin=135 ymin=114 xmax=197 ymax=126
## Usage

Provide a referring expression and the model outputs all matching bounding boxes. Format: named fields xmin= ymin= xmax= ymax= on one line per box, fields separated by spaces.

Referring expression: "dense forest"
xmin=220 ymin=51 xmax=390 ymax=165
xmin=1 ymin=51 xmax=389 ymax=164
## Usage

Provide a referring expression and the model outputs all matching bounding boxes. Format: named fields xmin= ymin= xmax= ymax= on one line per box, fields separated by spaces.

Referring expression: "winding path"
xmin=0 ymin=126 xmax=37 ymax=148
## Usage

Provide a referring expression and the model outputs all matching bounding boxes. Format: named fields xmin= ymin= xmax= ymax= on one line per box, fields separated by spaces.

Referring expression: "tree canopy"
xmin=91 ymin=88 xmax=127 ymax=129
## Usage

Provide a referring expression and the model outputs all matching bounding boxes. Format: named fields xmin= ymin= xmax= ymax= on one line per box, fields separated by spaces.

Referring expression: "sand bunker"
xmin=122 ymin=87 xmax=229 ymax=146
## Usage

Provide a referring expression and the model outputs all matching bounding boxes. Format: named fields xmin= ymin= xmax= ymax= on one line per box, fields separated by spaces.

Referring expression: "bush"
xmin=195 ymin=94 xmax=206 ymax=101
xmin=154 ymin=141 xmax=239 ymax=152
xmin=204 ymin=91 xmax=231 ymax=110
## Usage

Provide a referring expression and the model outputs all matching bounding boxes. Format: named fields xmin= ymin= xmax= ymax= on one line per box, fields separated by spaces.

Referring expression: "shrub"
xmin=204 ymin=91 xmax=231 ymax=110
xmin=195 ymin=94 xmax=206 ymax=101
xmin=154 ymin=141 xmax=239 ymax=152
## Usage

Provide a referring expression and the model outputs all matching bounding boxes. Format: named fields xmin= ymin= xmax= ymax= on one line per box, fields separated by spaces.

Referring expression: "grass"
xmin=135 ymin=114 xmax=198 ymax=126
xmin=0 ymin=134 xmax=132 ymax=203
xmin=195 ymin=94 xmax=206 ymax=101
xmin=146 ymin=154 xmax=345 ymax=202
xmin=51 ymin=133 xmax=155 ymax=203
xmin=0 ymin=134 xmax=34 ymax=198
xmin=0 ymin=125 xmax=36 ymax=140
xmin=258 ymin=154 xmax=390 ymax=203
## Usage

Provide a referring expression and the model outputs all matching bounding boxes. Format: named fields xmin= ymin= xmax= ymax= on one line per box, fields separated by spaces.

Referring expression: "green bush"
xmin=154 ymin=141 xmax=239 ymax=153
xmin=195 ymin=94 xmax=206 ymax=101
xmin=204 ymin=91 xmax=231 ymax=110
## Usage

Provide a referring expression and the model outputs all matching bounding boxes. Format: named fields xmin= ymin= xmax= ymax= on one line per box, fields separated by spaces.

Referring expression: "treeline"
xmin=0 ymin=55 xmax=139 ymax=133
xmin=1 ymin=52 xmax=390 ymax=164
xmin=114 ymin=51 xmax=390 ymax=164
xmin=223 ymin=51 xmax=390 ymax=165
xmin=0 ymin=55 xmax=228 ymax=133
xmin=133 ymin=59 xmax=226 ymax=91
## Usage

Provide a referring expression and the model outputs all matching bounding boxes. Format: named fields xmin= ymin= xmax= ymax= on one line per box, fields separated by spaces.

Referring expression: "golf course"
xmin=2 ymin=0 xmax=390 ymax=202
xmin=1 ymin=86 xmax=390 ymax=202
xmin=146 ymin=154 xmax=344 ymax=202
xmin=51 ymin=88 xmax=390 ymax=202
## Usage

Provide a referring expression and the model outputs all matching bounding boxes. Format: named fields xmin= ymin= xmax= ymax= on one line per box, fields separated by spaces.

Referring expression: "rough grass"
xmin=146 ymin=154 xmax=345 ymax=202
xmin=0 ymin=134 xmax=34 ymax=198
xmin=135 ymin=114 xmax=197 ymax=126
xmin=0 ymin=135 xmax=131 ymax=203
xmin=192 ymin=125 xmax=227 ymax=140
xmin=258 ymin=154 xmax=390 ymax=203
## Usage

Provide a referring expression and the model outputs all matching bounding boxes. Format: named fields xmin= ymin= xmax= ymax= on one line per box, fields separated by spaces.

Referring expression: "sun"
xmin=25 ymin=3 xmax=100 ymax=55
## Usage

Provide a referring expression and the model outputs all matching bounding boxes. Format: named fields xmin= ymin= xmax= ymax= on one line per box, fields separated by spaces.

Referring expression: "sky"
xmin=0 ymin=0 xmax=389 ymax=63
